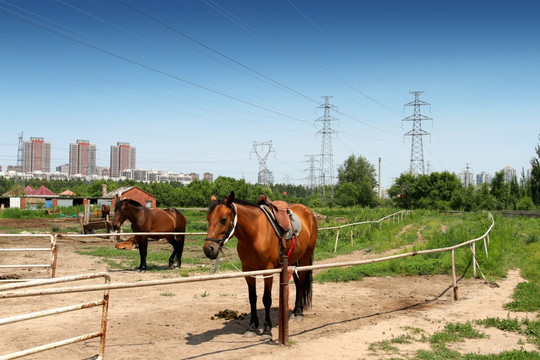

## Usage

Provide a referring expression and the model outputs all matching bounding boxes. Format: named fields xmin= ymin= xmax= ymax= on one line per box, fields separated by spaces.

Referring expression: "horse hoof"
xmin=290 ymin=314 xmax=304 ymax=323
xmin=260 ymin=331 xmax=272 ymax=341
xmin=139 ymin=269 xmax=146 ymax=273
xmin=243 ymin=330 xmax=257 ymax=338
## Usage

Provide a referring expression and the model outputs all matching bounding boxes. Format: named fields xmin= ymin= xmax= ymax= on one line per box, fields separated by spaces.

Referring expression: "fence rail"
xmin=318 ymin=210 xmax=412 ymax=252
xmin=0 ymin=211 xmax=495 ymax=353
xmin=0 ymin=234 xmax=57 ymax=281
xmin=0 ymin=273 xmax=110 ymax=360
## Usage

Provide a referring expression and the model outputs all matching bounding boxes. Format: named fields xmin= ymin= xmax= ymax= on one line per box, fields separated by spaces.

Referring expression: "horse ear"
xmin=227 ymin=191 xmax=235 ymax=204
xmin=210 ymin=195 xmax=217 ymax=202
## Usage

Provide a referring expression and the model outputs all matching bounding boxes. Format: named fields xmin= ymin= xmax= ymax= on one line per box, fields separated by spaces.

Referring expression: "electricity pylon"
xmin=402 ymin=91 xmax=431 ymax=175
xmin=316 ymin=96 xmax=338 ymax=187
xmin=251 ymin=140 xmax=275 ymax=185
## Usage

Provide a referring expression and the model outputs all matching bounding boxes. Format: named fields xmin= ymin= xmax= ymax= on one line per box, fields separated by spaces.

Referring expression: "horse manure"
xmin=212 ymin=309 xmax=245 ymax=320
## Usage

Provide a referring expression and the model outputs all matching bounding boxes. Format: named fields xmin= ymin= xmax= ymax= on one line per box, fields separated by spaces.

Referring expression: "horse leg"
xmin=175 ymin=234 xmax=185 ymax=268
xmin=291 ymin=267 xmax=313 ymax=321
xmin=244 ymin=276 xmax=259 ymax=337
xmin=261 ymin=276 xmax=274 ymax=340
xmin=136 ymin=236 xmax=148 ymax=273
xmin=166 ymin=236 xmax=177 ymax=269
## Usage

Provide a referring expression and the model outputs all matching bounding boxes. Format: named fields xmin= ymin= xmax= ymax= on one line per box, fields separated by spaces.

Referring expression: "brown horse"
xmin=101 ymin=204 xmax=110 ymax=220
xmin=112 ymin=197 xmax=186 ymax=272
xmin=203 ymin=191 xmax=318 ymax=340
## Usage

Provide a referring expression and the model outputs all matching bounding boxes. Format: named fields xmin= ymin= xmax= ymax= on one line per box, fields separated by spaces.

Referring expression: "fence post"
xmin=333 ymin=228 xmax=341 ymax=253
xmin=99 ymin=276 xmax=111 ymax=359
xmin=278 ymin=256 xmax=289 ymax=346
xmin=451 ymin=249 xmax=459 ymax=300
xmin=472 ymin=242 xmax=477 ymax=278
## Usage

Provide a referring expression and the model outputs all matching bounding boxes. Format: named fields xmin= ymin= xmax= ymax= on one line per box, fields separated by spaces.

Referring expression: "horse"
xmin=203 ymin=191 xmax=318 ymax=340
xmin=101 ymin=204 xmax=110 ymax=220
xmin=112 ymin=196 xmax=187 ymax=272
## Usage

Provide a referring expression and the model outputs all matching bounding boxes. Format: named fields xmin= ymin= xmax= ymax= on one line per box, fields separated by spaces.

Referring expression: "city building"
xmin=203 ymin=172 xmax=214 ymax=182
xmin=476 ymin=171 xmax=492 ymax=185
xmin=22 ymin=137 xmax=51 ymax=173
xmin=110 ymin=142 xmax=136 ymax=178
xmin=459 ymin=168 xmax=474 ymax=187
xmin=503 ymin=165 xmax=517 ymax=183
xmin=69 ymin=139 xmax=96 ymax=176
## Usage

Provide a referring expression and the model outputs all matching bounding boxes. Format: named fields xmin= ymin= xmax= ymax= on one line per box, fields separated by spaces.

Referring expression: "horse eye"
xmin=219 ymin=217 xmax=227 ymax=225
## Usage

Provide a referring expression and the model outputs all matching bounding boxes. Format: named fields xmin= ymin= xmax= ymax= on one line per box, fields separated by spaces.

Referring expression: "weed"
xmin=430 ymin=322 xmax=486 ymax=344
xmin=504 ymin=282 xmax=540 ymax=312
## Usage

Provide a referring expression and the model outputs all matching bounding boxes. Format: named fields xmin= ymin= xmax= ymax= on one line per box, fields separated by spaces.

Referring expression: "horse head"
xmin=203 ymin=191 xmax=237 ymax=260
xmin=112 ymin=197 xmax=130 ymax=231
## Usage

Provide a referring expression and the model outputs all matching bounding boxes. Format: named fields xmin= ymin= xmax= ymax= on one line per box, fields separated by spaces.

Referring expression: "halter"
xmin=204 ymin=203 xmax=237 ymax=247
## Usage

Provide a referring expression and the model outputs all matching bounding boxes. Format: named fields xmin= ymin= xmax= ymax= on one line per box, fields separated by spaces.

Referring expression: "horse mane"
xmin=117 ymin=198 xmax=143 ymax=208
xmin=207 ymin=196 xmax=258 ymax=214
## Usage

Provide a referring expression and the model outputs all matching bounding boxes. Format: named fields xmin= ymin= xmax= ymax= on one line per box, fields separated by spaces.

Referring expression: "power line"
xmin=116 ymin=0 xmax=319 ymax=105
xmin=0 ymin=4 xmax=311 ymax=126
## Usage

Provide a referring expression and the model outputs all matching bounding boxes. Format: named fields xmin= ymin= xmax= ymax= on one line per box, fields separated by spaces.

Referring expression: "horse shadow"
xmin=185 ymin=307 xmax=279 ymax=346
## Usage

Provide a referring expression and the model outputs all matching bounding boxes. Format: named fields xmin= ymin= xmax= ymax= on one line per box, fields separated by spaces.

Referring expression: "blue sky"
xmin=1 ymin=0 xmax=538 ymax=188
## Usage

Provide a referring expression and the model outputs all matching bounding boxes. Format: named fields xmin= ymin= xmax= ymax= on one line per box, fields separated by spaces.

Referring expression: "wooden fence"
xmin=0 ymin=234 xmax=57 ymax=281
xmin=0 ymin=211 xmax=495 ymax=355
xmin=0 ymin=273 xmax=110 ymax=360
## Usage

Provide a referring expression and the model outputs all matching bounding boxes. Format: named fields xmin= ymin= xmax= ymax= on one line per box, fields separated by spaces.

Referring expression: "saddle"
xmin=256 ymin=194 xmax=302 ymax=256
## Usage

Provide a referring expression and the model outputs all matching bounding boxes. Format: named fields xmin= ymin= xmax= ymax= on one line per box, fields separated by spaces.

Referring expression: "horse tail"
xmin=302 ymin=254 xmax=314 ymax=309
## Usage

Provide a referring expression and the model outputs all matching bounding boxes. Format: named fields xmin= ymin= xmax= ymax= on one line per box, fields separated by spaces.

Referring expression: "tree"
xmin=335 ymin=155 xmax=377 ymax=207
xmin=490 ymin=171 xmax=510 ymax=210
xmin=530 ymin=134 xmax=540 ymax=206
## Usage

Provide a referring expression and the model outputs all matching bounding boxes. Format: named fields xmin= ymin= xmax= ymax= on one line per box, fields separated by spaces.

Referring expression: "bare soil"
xmin=0 ymin=218 xmax=538 ymax=360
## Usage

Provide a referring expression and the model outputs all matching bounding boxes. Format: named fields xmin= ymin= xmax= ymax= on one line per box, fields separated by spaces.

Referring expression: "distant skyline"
xmin=1 ymin=0 xmax=539 ymax=188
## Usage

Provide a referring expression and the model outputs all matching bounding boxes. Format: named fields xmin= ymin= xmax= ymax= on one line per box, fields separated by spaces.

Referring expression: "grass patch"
xmin=478 ymin=317 xmax=540 ymax=349
xmin=429 ymin=322 xmax=486 ymax=344
xmin=504 ymin=282 xmax=540 ymax=312
xmin=417 ymin=346 xmax=540 ymax=360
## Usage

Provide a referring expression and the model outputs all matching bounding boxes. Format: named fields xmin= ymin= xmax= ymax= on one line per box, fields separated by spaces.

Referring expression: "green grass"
xmin=429 ymin=322 xmax=486 ymax=344
xmin=504 ymin=282 xmax=540 ymax=312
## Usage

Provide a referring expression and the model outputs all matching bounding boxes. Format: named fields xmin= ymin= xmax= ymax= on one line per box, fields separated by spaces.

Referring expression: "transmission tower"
xmin=304 ymin=154 xmax=319 ymax=190
xmin=17 ymin=131 xmax=23 ymax=171
xmin=402 ymin=91 xmax=431 ymax=175
xmin=316 ymin=96 xmax=338 ymax=187
xmin=251 ymin=140 xmax=275 ymax=185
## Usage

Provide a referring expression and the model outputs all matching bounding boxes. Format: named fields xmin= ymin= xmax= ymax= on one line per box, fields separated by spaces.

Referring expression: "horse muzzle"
xmin=202 ymin=240 xmax=221 ymax=260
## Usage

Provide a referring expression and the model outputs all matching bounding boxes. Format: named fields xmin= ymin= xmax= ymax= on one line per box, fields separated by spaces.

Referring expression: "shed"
xmin=105 ymin=186 xmax=156 ymax=209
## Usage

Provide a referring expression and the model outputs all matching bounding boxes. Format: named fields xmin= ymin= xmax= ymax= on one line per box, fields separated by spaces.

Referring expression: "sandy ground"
xmin=0 ymin=217 xmax=538 ymax=360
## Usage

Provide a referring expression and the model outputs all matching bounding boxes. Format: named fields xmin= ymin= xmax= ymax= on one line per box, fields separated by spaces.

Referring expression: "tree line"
xmin=2 ymin=135 xmax=539 ymax=211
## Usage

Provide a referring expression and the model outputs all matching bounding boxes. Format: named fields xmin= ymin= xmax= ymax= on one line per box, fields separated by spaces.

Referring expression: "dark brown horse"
xmin=101 ymin=204 xmax=110 ymax=220
xmin=203 ymin=191 xmax=318 ymax=340
xmin=112 ymin=197 xmax=186 ymax=272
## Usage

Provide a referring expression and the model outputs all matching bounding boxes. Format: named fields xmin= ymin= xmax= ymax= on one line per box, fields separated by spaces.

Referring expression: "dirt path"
xmin=0 ymin=219 xmax=538 ymax=359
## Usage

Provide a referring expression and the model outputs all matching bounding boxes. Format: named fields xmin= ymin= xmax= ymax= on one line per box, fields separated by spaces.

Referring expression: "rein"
xmin=205 ymin=203 xmax=237 ymax=247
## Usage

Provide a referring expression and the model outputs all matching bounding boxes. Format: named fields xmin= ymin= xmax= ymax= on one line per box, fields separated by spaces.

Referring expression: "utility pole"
xmin=251 ymin=141 xmax=275 ymax=185
xmin=304 ymin=154 xmax=319 ymax=191
xmin=402 ymin=91 xmax=431 ymax=175
xmin=378 ymin=157 xmax=382 ymax=198
xmin=316 ymin=96 xmax=338 ymax=188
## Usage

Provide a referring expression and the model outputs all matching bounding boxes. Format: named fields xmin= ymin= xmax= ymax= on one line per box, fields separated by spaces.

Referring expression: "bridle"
xmin=204 ymin=202 xmax=237 ymax=248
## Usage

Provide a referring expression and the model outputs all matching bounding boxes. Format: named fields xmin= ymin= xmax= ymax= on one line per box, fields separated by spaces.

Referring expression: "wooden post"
xmin=333 ymin=228 xmax=341 ymax=253
xmin=472 ymin=242 xmax=477 ymax=278
xmin=350 ymin=228 xmax=354 ymax=246
xmin=451 ymin=249 xmax=458 ymax=300
xmin=83 ymin=203 xmax=90 ymax=225
xmin=278 ymin=256 xmax=289 ymax=346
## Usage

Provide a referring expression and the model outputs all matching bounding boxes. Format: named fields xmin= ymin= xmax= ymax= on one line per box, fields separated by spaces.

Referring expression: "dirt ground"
xmin=0 ymin=217 xmax=538 ymax=360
